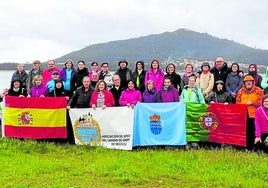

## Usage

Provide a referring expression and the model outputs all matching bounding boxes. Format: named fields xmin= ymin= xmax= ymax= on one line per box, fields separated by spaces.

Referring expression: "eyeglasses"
xmin=102 ymin=66 xmax=108 ymax=68
xmin=53 ymin=73 xmax=59 ymax=75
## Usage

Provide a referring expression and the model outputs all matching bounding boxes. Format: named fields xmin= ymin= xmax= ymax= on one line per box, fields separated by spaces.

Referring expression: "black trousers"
xmin=254 ymin=133 xmax=268 ymax=153
xmin=66 ymin=110 xmax=75 ymax=144
xmin=246 ymin=117 xmax=255 ymax=150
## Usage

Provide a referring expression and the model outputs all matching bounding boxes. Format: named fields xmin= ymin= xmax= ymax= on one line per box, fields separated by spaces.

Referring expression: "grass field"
xmin=0 ymin=138 xmax=267 ymax=187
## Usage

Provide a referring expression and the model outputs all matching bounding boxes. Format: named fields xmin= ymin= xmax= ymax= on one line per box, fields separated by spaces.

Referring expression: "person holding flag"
xmin=254 ymin=94 xmax=268 ymax=153
xmin=236 ymin=75 xmax=263 ymax=150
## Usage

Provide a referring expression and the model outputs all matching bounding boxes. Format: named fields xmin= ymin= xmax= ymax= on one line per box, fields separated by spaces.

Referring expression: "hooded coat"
xmin=164 ymin=63 xmax=181 ymax=92
xmin=11 ymin=70 xmax=28 ymax=88
xmin=131 ymin=61 xmax=146 ymax=93
xmin=225 ymin=63 xmax=243 ymax=95
xmin=8 ymin=79 xmax=28 ymax=97
xmin=248 ymin=64 xmax=262 ymax=88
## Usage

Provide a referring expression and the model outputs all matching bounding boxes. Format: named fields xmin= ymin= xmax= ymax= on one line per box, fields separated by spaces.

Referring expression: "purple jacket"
xmin=142 ymin=89 xmax=160 ymax=103
xmin=119 ymin=89 xmax=142 ymax=106
xmin=248 ymin=63 xmax=263 ymax=88
xmin=30 ymin=85 xmax=47 ymax=97
xmin=60 ymin=67 xmax=76 ymax=81
xmin=160 ymin=85 xmax=179 ymax=102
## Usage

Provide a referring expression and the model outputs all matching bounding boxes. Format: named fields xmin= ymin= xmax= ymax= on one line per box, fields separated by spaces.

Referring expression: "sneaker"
xmin=264 ymin=136 xmax=268 ymax=147
xmin=191 ymin=142 xmax=199 ymax=150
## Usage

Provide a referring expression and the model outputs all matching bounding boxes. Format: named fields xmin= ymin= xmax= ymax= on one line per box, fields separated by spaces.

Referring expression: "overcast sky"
xmin=0 ymin=0 xmax=267 ymax=63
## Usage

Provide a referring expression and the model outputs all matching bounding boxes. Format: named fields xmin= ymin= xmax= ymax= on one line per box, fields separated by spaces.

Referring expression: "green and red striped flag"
xmin=186 ymin=102 xmax=247 ymax=146
xmin=3 ymin=96 xmax=67 ymax=139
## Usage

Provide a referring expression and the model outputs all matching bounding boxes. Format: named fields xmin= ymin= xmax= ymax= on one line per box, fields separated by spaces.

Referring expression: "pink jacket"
xmin=144 ymin=69 xmax=164 ymax=91
xmin=42 ymin=67 xmax=61 ymax=86
xmin=255 ymin=106 xmax=268 ymax=137
xmin=119 ymin=89 xmax=142 ymax=106
xmin=90 ymin=89 xmax=115 ymax=107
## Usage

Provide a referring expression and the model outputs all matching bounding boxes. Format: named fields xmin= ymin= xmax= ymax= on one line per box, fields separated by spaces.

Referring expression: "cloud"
xmin=0 ymin=37 xmax=72 ymax=63
xmin=0 ymin=0 xmax=268 ymax=63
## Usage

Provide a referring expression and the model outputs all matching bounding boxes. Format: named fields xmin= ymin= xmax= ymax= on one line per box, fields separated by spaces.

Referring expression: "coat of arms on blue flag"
xmin=133 ymin=102 xmax=186 ymax=146
xmin=149 ymin=114 xmax=162 ymax=135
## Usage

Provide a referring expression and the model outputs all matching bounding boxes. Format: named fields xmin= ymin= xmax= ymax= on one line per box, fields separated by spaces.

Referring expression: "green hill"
xmin=55 ymin=28 xmax=268 ymax=66
xmin=2 ymin=28 xmax=268 ymax=70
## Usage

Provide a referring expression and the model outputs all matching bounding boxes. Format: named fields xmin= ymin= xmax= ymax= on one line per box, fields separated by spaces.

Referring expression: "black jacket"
xmin=109 ymin=86 xmax=123 ymax=106
xmin=71 ymin=68 xmax=89 ymax=93
xmin=68 ymin=86 xmax=94 ymax=108
xmin=207 ymin=90 xmax=232 ymax=104
xmin=131 ymin=70 xmax=146 ymax=93
xmin=210 ymin=63 xmax=231 ymax=91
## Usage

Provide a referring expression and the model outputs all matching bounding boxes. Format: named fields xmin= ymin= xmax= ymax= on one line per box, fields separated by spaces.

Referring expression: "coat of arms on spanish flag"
xmin=3 ymin=96 xmax=67 ymax=139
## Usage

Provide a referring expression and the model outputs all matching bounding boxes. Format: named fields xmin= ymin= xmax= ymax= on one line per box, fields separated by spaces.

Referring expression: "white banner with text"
xmin=69 ymin=107 xmax=133 ymax=150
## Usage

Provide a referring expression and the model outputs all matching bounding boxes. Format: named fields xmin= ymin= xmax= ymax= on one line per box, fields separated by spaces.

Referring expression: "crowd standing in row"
xmin=0 ymin=56 xmax=267 ymax=153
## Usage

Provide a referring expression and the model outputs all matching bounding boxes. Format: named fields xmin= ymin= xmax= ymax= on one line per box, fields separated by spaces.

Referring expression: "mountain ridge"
xmin=55 ymin=28 xmax=268 ymax=66
xmin=1 ymin=28 xmax=267 ymax=71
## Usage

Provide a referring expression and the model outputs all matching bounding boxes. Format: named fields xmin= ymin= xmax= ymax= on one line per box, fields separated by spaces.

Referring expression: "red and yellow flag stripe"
xmin=4 ymin=96 xmax=67 ymax=139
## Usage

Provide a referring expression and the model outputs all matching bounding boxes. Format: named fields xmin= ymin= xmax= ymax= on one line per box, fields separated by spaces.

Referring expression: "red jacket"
xmin=90 ymin=89 xmax=115 ymax=107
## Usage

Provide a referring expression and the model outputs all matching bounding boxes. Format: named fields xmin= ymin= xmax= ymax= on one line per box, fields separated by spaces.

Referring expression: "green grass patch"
xmin=0 ymin=138 xmax=267 ymax=187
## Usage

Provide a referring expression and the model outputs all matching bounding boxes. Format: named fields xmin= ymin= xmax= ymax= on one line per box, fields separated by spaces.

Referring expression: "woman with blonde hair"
xmin=180 ymin=76 xmax=205 ymax=104
xmin=28 ymin=75 xmax=47 ymax=97
xmin=142 ymin=80 xmax=160 ymax=103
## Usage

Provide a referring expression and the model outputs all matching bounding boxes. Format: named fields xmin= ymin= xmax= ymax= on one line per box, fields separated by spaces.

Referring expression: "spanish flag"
xmin=186 ymin=103 xmax=247 ymax=146
xmin=3 ymin=96 xmax=67 ymax=139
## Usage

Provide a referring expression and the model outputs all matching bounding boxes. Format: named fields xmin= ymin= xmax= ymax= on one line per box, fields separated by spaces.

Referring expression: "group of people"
xmin=0 ymin=56 xmax=267 ymax=153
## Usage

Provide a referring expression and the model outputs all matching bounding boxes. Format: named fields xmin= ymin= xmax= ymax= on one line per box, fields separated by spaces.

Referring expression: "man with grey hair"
xmin=109 ymin=75 xmax=123 ymax=106
xmin=11 ymin=63 xmax=28 ymax=89
xmin=210 ymin=56 xmax=231 ymax=91
xmin=26 ymin=60 xmax=43 ymax=92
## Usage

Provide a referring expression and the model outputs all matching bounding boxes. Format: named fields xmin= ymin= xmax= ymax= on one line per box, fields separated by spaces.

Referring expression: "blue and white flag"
xmin=133 ymin=102 xmax=186 ymax=146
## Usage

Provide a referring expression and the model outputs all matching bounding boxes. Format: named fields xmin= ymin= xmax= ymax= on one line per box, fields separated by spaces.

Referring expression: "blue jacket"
xmin=225 ymin=72 xmax=243 ymax=94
